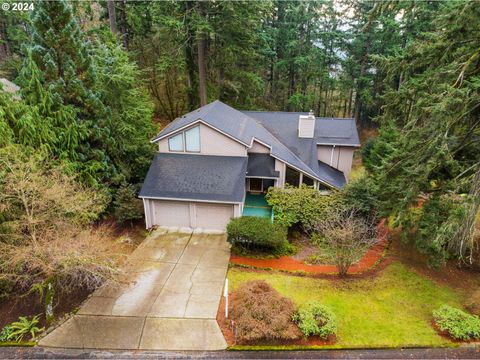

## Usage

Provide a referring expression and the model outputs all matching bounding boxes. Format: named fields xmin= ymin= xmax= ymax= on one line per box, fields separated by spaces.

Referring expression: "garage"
xmin=148 ymin=199 xmax=235 ymax=231
xmin=195 ymin=203 xmax=234 ymax=230
xmin=139 ymin=153 xmax=247 ymax=232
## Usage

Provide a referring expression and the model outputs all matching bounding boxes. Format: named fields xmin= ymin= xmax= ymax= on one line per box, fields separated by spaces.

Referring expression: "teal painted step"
xmin=243 ymin=206 xmax=271 ymax=218
xmin=243 ymin=193 xmax=273 ymax=219
xmin=244 ymin=193 xmax=269 ymax=207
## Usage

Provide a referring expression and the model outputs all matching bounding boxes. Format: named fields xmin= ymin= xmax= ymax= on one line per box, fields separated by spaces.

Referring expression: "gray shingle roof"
xmin=152 ymin=101 xmax=359 ymax=189
xmin=242 ymin=111 xmax=360 ymax=147
xmin=139 ymin=153 xmax=247 ymax=203
xmin=246 ymin=154 xmax=279 ymax=178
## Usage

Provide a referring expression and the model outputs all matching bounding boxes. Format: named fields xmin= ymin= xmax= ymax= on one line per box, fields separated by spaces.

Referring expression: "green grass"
xmin=227 ymin=262 xmax=466 ymax=348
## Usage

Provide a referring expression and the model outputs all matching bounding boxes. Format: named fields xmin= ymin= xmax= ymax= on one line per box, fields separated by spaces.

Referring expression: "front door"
xmin=249 ymin=178 xmax=263 ymax=192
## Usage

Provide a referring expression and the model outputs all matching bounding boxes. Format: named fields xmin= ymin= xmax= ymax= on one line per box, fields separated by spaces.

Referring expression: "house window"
xmin=167 ymin=126 xmax=201 ymax=152
xmin=168 ymin=133 xmax=184 ymax=151
xmin=302 ymin=175 xmax=314 ymax=186
xmin=185 ymin=126 xmax=200 ymax=152
xmin=249 ymin=178 xmax=263 ymax=192
xmin=285 ymin=166 xmax=300 ymax=187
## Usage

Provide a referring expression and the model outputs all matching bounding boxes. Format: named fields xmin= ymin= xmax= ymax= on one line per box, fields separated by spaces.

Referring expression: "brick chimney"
xmin=298 ymin=110 xmax=315 ymax=138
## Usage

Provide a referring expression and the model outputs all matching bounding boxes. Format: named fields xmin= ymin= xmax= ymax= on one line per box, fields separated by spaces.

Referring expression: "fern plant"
xmin=6 ymin=315 xmax=44 ymax=342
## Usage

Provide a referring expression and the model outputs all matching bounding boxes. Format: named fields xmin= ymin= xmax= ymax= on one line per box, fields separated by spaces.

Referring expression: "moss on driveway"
xmin=227 ymin=262 xmax=465 ymax=348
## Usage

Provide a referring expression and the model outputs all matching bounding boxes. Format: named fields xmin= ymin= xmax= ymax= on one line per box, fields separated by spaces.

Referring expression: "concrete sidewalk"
xmin=39 ymin=228 xmax=230 ymax=351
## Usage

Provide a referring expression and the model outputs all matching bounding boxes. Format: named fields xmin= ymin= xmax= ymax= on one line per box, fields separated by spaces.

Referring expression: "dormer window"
xmin=185 ymin=126 xmax=200 ymax=152
xmin=168 ymin=133 xmax=184 ymax=151
xmin=168 ymin=125 xmax=200 ymax=152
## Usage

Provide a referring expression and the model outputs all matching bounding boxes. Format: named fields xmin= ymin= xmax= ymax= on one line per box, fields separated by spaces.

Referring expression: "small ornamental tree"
xmin=313 ymin=209 xmax=378 ymax=276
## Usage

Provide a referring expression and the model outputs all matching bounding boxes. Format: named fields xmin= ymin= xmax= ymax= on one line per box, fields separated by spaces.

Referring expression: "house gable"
xmin=157 ymin=122 xmax=247 ymax=157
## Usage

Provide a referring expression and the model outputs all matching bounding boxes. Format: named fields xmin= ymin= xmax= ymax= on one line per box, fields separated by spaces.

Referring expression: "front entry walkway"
xmin=39 ymin=228 xmax=230 ymax=350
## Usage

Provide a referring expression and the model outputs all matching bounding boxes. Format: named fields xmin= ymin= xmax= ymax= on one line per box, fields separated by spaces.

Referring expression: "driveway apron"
xmin=39 ymin=228 xmax=230 ymax=351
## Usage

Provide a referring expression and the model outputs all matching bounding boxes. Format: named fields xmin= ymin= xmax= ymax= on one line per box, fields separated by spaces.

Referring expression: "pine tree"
xmin=17 ymin=0 xmax=118 ymax=186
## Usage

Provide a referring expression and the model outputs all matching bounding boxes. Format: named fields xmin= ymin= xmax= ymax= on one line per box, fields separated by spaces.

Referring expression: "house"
xmin=139 ymin=100 xmax=360 ymax=231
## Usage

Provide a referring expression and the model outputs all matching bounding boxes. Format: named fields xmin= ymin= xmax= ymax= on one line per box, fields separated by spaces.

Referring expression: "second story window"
xmin=167 ymin=125 xmax=201 ymax=153
xmin=185 ymin=126 xmax=200 ymax=152
xmin=168 ymin=133 xmax=184 ymax=151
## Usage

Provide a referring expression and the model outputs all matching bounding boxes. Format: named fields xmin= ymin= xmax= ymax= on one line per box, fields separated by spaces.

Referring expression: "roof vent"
xmin=298 ymin=110 xmax=315 ymax=138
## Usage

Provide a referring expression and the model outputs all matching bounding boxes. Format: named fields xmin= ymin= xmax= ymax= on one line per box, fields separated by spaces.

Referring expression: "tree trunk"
xmin=316 ymin=78 xmax=324 ymax=115
xmin=107 ymin=0 xmax=118 ymax=34
xmin=347 ymin=88 xmax=353 ymax=117
xmin=454 ymin=163 xmax=480 ymax=264
xmin=0 ymin=17 xmax=10 ymax=61
xmin=118 ymin=0 xmax=128 ymax=48
xmin=184 ymin=1 xmax=198 ymax=111
xmin=197 ymin=34 xmax=207 ymax=106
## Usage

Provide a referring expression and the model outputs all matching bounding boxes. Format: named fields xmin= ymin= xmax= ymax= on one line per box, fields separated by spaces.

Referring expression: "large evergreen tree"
xmin=9 ymin=0 xmax=155 ymax=189
xmin=366 ymin=0 xmax=480 ymax=265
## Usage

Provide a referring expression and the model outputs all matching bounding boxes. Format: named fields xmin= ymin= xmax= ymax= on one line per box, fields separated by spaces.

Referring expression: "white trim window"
xmin=168 ymin=133 xmax=184 ymax=152
xmin=185 ymin=126 xmax=200 ymax=152
xmin=167 ymin=125 xmax=201 ymax=153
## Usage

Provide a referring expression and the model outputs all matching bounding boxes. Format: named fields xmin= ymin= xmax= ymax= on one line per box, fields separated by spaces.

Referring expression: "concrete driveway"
xmin=39 ymin=228 xmax=230 ymax=351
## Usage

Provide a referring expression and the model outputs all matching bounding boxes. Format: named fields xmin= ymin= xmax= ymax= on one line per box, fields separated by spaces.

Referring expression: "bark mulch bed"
xmin=229 ymin=219 xmax=389 ymax=275
xmin=216 ymin=295 xmax=336 ymax=347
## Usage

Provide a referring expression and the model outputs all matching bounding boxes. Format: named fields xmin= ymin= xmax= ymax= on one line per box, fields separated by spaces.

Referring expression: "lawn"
xmin=227 ymin=261 xmax=466 ymax=348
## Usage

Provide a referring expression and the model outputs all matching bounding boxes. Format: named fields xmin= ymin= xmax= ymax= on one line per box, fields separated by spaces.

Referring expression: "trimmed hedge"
xmin=227 ymin=216 xmax=289 ymax=252
xmin=433 ymin=305 xmax=480 ymax=341
xmin=293 ymin=301 xmax=337 ymax=339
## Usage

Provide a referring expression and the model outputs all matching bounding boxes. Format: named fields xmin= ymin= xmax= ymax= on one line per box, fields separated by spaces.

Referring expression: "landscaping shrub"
xmin=114 ymin=183 xmax=144 ymax=224
xmin=230 ymin=280 xmax=301 ymax=343
xmin=266 ymin=184 xmax=340 ymax=230
xmin=465 ymin=289 xmax=480 ymax=316
xmin=340 ymin=174 xmax=379 ymax=220
xmin=433 ymin=305 xmax=480 ymax=341
xmin=227 ymin=216 xmax=290 ymax=254
xmin=293 ymin=301 xmax=337 ymax=339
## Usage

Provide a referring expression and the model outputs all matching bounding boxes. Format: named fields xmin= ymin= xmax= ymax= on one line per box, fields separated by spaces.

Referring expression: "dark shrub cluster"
xmin=230 ymin=280 xmax=301 ymax=343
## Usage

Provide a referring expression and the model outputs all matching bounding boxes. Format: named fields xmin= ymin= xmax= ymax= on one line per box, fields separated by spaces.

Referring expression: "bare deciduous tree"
xmin=313 ymin=210 xmax=378 ymax=276
xmin=0 ymin=146 xmax=120 ymax=294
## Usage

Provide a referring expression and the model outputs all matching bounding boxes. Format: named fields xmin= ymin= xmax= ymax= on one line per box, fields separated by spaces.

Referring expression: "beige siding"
xmin=157 ymin=123 xmax=247 ymax=156
xmin=248 ymin=140 xmax=270 ymax=154
xmin=317 ymin=145 xmax=355 ymax=179
xmin=274 ymin=159 xmax=286 ymax=188
xmin=146 ymin=199 xmax=236 ymax=231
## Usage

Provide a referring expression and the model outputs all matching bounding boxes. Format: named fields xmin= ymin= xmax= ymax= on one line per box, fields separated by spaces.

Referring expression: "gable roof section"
xmin=242 ymin=111 xmax=360 ymax=147
xmin=152 ymin=101 xmax=360 ymax=189
xmin=246 ymin=154 xmax=279 ymax=178
xmin=139 ymin=153 xmax=247 ymax=203
xmin=152 ymin=100 xmax=324 ymax=184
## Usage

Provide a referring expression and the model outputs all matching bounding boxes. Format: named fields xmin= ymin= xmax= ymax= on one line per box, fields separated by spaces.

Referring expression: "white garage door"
xmin=153 ymin=200 xmax=190 ymax=227
xmin=195 ymin=203 xmax=234 ymax=230
xmin=150 ymin=200 xmax=234 ymax=231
